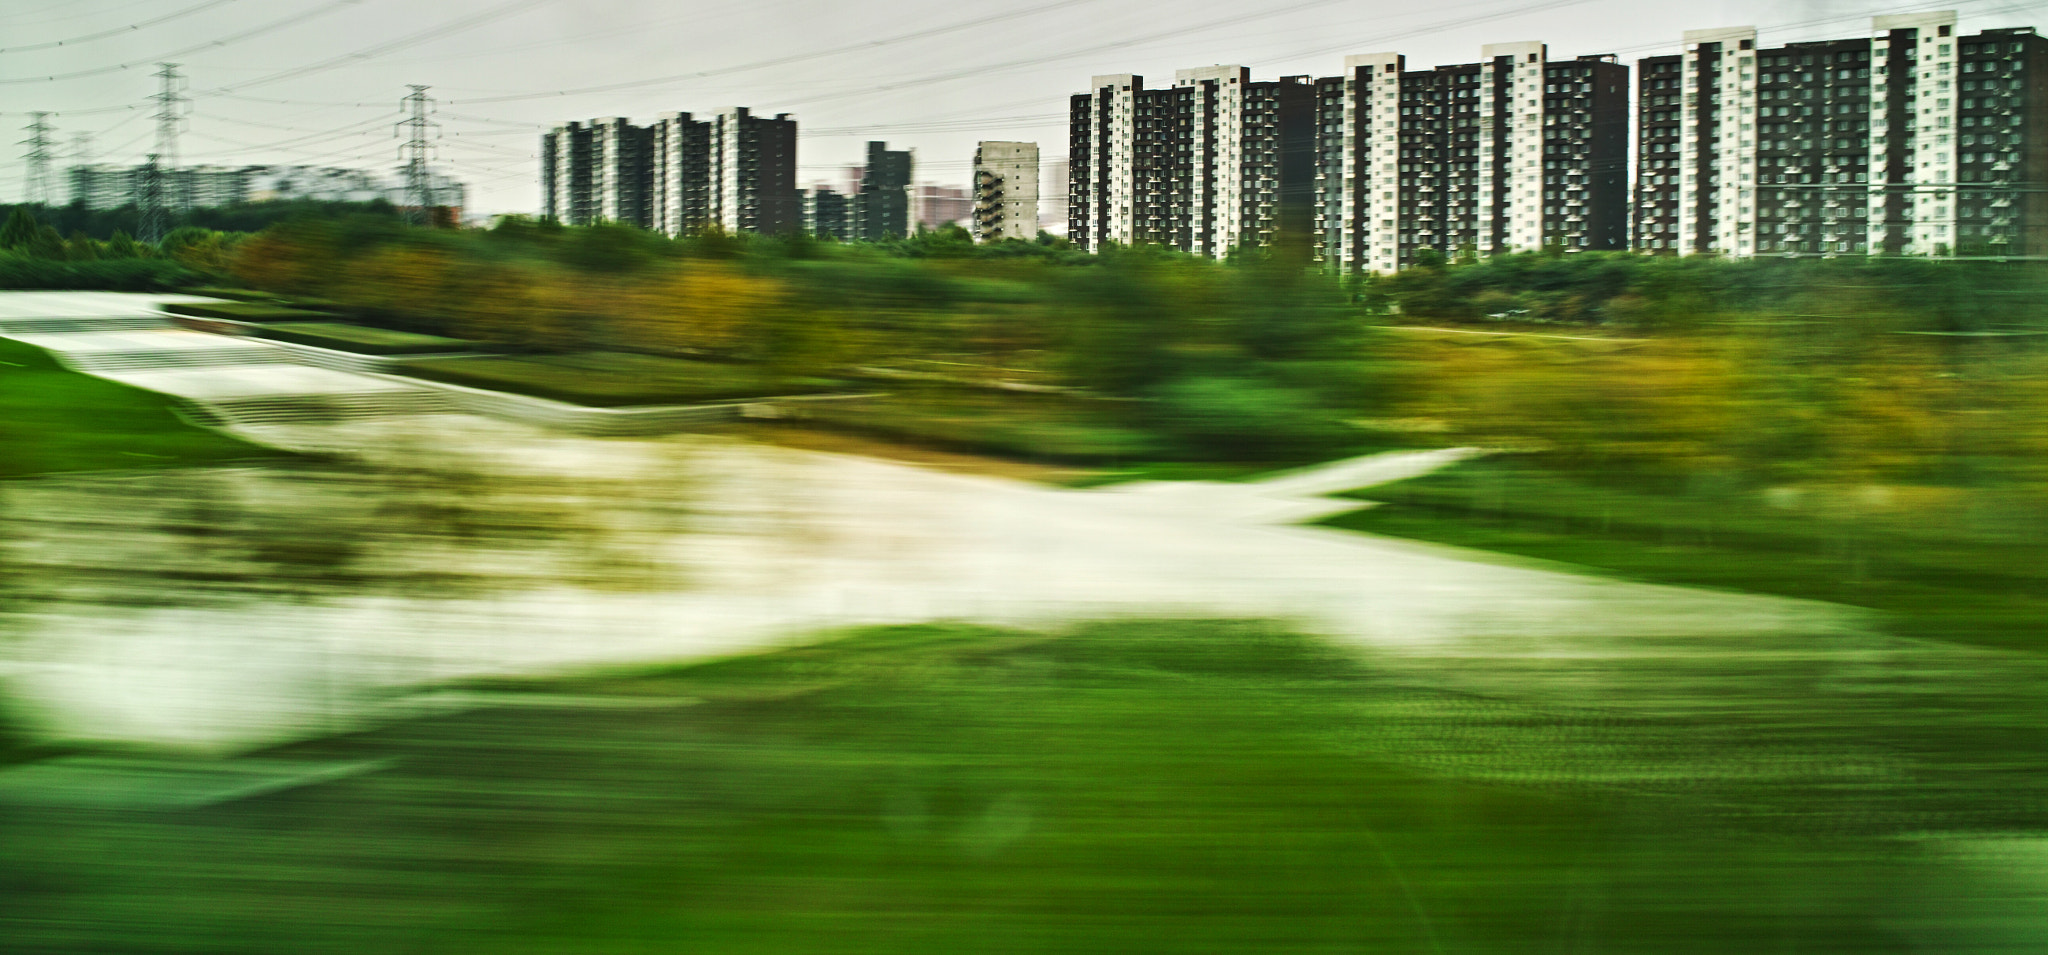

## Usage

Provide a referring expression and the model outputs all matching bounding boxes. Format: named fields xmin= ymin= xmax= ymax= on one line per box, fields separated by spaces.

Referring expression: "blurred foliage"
xmin=232 ymin=221 xmax=1382 ymax=461
xmin=0 ymin=198 xmax=399 ymax=243
xmin=400 ymin=352 xmax=833 ymax=407
xmin=3 ymin=619 xmax=2009 ymax=952
xmin=0 ymin=207 xmax=240 ymax=288
xmin=223 ymin=216 xmax=2048 ymax=476
xmin=1373 ymin=249 xmax=2048 ymax=333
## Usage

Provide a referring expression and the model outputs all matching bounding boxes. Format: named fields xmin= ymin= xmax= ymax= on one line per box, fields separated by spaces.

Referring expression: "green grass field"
xmin=0 ymin=338 xmax=285 ymax=478
xmin=1 ymin=620 xmax=1971 ymax=953
xmin=256 ymin=321 xmax=472 ymax=355
xmin=799 ymin=386 xmax=1164 ymax=464
xmin=1319 ymin=459 xmax=2048 ymax=651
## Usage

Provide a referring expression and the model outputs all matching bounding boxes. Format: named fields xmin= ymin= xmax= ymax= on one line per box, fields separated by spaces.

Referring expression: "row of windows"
xmin=1761 ymin=69 xmax=1870 ymax=84
xmin=1760 ymin=51 xmax=1869 ymax=68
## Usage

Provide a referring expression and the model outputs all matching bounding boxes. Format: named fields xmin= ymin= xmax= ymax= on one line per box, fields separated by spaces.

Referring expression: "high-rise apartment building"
xmin=650 ymin=112 xmax=713 ymax=235
xmin=804 ymin=187 xmax=852 ymax=239
xmin=1068 ymin=67 xmax=1314 ymax=257
xmin=1070 ymin=50 xmax=1622 ymax=267
xmin=541 ymin=116 xmax=657 ymax=229
xmin=1313 ymin=45 xmax=1628 ymax=272
xmin=973 ymin=140 xmax=1040 ymax=241
xmin=710 ymin=107 xmax=800 ymax=236
xmin=1635 ymin=13 xmax=2047 ymax=257
xmin=544 ymin=107 xmax=798 ymax=235
xmin=593 ymin=117 xmax=653 ymax=226
xmin=855 ymin=141 xmax=912 ymax=240
xmin=542 ymin=121 xmax=597 ymax=225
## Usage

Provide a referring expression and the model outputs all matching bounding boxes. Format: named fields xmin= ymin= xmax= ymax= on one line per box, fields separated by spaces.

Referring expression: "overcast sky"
xmin=5 ymin=0 xmax=2045 ymax=215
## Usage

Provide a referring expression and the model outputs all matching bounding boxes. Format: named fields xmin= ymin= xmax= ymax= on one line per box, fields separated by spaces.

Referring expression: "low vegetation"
xmin=398 ymin=351 xmax=836 ymax=407
xmin=0 ymin=338 xmax=285 ymax=477
xmin=255 ymin=322 xmax=472 ymax=356
xmin=1324 ymin=457 xmax=2048 ymax=651
xmin=3 ymin=620 xmax=1972 ymax=952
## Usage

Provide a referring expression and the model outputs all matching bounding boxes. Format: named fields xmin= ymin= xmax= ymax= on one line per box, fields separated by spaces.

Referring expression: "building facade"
xmin=1071 ymin=49 xmax=1622 ymax=267
xmin=973 ymin=140 xmax=1040 ymax=241
xmin=1635 ymin=13 xmax=2048 ymax=258
xmin=541 ymin=121 xmax=595 ymax=225
xmin=1068 ymin=67 xmax=1316 ymax=257
xmin=710 ymin=107 xmax=800 ymax=235
xmin=65 ymin=163 xmax=464 ymax=213
xmin=804 ymin=186 xmax=852 ymax=239
xmin=855 ymin=141 xmax=913 ymax=240
xmin=1312 ymin=44 xmax=1628 ymax=272
xmin=544 ymin=107 xmax=798 ymax=235
xmin=650 ymin=112 xmax=713 ymax=235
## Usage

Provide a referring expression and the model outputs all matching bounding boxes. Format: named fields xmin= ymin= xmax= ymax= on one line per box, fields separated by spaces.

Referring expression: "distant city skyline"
xmin=8 ymin=0 xmax=2047 ymax=216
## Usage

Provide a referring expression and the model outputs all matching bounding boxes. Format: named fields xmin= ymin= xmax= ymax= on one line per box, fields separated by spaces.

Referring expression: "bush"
xmin=398 ymin=352 xmax=827 ymax=407
xmin=256 ymin=322 xmax=473 ymax=355
xmin=0 ymin=255 xmax=199 ymax=290
xmin=1149 ymin=376 xmax=1356 ymax=460
xmin=162 ymin=301 xmax=334 ymax=323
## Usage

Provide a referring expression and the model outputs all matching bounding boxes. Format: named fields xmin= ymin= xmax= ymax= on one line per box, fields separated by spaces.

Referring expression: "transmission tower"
xmin=139 ymin=63 xmax=187 ymax=242
xmin=20 ymin=113 xmax=54 ymax=206
xmin=138 ymin=153 xmax=165 ymax=244
xmin=395 ymin=84 xmax=440 ymax=226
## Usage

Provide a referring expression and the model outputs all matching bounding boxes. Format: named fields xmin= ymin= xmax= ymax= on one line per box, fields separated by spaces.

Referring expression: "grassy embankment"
xmin=0 ymin=620 xmax=1955 ymax=953
xmin=0 ymin=337 xmax=284 ymax=478
xmin=1321 ymin=458 xmax=2048 ymax=651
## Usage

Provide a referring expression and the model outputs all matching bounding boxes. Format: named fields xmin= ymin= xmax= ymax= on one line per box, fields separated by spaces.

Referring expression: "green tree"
xmin=64 ymin=230 xmax=100 ymax=261
xmin=0 ymin=208 xmax=38 ymax=251
xmin=104 ymin=230 xmax=139 ymax=259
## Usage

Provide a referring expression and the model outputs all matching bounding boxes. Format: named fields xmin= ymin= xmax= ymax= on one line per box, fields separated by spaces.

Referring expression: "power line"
xmin=776 ymin=0 xmax=1387 ymax=110
xmin=197 ymin=0 xmax=553 ymax=97
xmin=3 ymin=0 xmax=158 ymax=29
xmin=0 ymin=0 xmax=240 ymax=55
xmin=0 ymin=0 xmax=366 ymax=85
xmin=443 ymin=0 xmax=1111 ymax=105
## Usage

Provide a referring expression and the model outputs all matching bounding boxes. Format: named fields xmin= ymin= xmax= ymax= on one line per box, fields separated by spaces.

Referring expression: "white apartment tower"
xmin=1069 ymin=68 xmax=1315 ymax=256
xmin=1635 ymin=11 xmax=2044 ymax=257
xmin=545 ymin=107 xmax=798 ymax=235
xmin=1314 ymin=43 xmax=1629 ymax=271
xmin=973 ymin=141 xmax=1040 ymax=241
xmin=1077 ymin=47 xmax=1627 ymax=268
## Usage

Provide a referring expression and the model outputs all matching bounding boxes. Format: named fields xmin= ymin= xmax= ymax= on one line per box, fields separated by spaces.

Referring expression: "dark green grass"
xmin=256 ymin=321 xmax=472 ymax=355
xmin=398 ymin=352 xmax=837 ymax=407
xmin=183 ymin=287 xmax=286 ymax=303
xmin=162 ymin=300 xmax=333 ymax=323
xmin=0 ymin=338 xmax=285 ymax=477
xmin=0 ymin=621 xmax=1942 ymax=953
xmin=801 ymin=387 xmax=1164 ymax=464
xmin=1319 ymin=460 xmax=2048 ymax=651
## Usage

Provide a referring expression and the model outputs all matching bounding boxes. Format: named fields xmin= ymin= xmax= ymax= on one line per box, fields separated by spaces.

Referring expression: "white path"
xmin=0 ymin=292 xmax=1864 ymax=750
